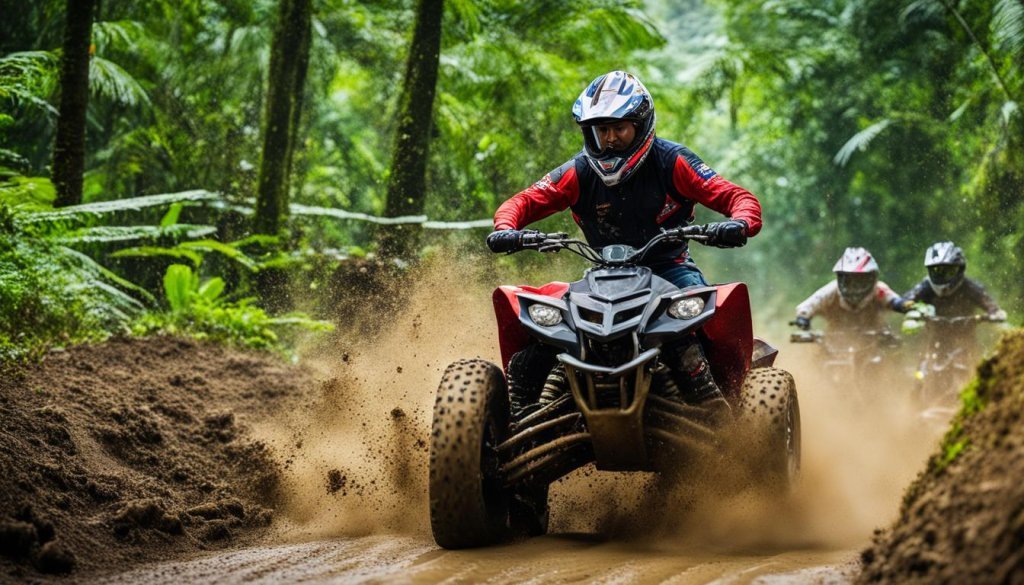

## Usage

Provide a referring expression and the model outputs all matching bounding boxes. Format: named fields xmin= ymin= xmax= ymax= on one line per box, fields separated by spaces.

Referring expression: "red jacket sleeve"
xmin=671 ymin=156 xmax=762 ymax=236
xmin=493 ymin=162 xmax=580 ymax=230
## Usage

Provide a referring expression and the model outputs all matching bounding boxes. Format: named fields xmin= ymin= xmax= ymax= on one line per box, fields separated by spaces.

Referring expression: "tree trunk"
xmin=51 ymin=0 xmax=97 ymax=208
xmin=380 ymin=0 xmax=445 ymax=260
xmin=254 ymin=0 xmax=312 ymax=236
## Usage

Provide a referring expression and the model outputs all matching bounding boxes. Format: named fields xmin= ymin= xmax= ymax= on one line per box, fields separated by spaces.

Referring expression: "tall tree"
xmin=51 ymin=0 xmax=97 ymax=208
xmin=255 ymin=0 xmax=313 ymax=235
xmin=379 ymin=0 xmax=444 ymax=260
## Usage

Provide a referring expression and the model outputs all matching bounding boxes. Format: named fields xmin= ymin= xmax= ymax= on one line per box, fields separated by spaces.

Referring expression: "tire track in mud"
xmin=94 ymin=534 xmax=857 ymax=584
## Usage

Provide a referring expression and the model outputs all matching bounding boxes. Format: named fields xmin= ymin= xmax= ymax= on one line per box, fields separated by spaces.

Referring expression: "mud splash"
xmin=261 ymin=255 xmax=943 ymax=556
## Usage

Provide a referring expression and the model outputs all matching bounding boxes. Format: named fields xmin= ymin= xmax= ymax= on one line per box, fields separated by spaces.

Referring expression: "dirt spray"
xmin=256 ymin=255 xmax=943 ymax=551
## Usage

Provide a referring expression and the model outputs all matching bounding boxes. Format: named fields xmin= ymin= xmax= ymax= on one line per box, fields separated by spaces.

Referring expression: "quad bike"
xmin=902 ymin=307 xmax=1005 ymax=409
xmin=788 ymin=326 xmax=900 ymax=399
xmin=428 ymin=225 xmax=801 ymax=549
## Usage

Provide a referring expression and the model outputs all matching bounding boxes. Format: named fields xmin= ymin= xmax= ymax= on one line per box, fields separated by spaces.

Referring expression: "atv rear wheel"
xmin=737 ymin=367 xmax=801 ymax=491
xmin=429 ymin=359 xmax=512 ymax=549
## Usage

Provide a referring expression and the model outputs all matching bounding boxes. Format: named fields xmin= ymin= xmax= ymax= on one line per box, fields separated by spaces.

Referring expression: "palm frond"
xmin=55 ymin=224 xmax=217 ymax=244
xmin=23 ymin=190 xmax=222 ymax=223
xmin=0 ymin=51 xmax=59 ymax=114
xmin=899 ymin=0 xmax=944 ymax=26
xmin=834 ymin=119 xmax=892 ymax=166
xmin=993 ymin=0 xmax=1024 ymax=57
xmin=89 ymin=57 xmax=150 ymax=107
xmin=58 ymin=246 xmax=155 ymax=305
xmin=110 ymin=246 xmax=204 ymax=266
xmin=92 ymin=21 xmax=145 ymax=53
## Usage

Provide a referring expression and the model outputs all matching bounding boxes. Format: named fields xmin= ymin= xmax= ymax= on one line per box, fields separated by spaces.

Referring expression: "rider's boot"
xmin=667 ymin=338 xmax=733 ymax=428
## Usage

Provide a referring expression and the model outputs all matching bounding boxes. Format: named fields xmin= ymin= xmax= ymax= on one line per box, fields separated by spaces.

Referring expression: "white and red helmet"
xmin=572 ymin=71 xmax=656 ymax=187
xmin=833 ymin=247 xmax=879 ymax=306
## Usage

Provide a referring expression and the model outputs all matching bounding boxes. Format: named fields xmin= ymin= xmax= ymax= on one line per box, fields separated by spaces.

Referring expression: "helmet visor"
xmin=837 ymin=273 xmax=875 ymax=302
xmin=928 ymin=264 xmax=961 ymax=285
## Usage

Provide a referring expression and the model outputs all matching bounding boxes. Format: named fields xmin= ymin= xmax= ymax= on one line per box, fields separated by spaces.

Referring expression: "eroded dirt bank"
xmin=858 ymin=330 xmax=1024 ymax=584
xmin=0 ymin=336 xmax=313 ymax=580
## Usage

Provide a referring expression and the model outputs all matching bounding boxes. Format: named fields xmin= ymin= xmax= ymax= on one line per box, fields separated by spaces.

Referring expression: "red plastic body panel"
xmin=492 ymin=281 xmax=754 ymax=401
xmin=493 ymin=282 xmax=570 ymax=370
xmin=702 ymin=282 xmax=753 ymax=403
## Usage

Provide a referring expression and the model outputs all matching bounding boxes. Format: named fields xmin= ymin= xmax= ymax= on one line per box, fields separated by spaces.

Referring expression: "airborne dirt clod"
xmin=0 ymin=336 xmax=312 ymax=580
xmin=858 ymin=330 xmax=1024 ymax=584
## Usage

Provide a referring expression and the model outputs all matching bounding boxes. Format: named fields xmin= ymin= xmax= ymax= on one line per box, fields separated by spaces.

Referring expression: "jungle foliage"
xmin=0 ymin=0 xmax=1019 ymax=358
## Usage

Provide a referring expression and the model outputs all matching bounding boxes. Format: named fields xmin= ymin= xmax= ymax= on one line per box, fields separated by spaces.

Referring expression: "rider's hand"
xmin=990 ymin=309 xmax=1008 ymax=322
xmin=793 ymin=316 xmax=811 ymax=330
xmin=486 ymin=229 xmax=524 ymax=253
xmin=704 ymin=220 xmax=748 ymax=248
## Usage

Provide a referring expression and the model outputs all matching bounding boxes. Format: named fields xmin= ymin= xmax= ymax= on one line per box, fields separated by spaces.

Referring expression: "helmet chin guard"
xmin=573 ymin=71 xmax=656 ymax=187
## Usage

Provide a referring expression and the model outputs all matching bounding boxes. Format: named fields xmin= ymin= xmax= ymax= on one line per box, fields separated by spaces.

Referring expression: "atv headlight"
xmin=528 ymin=304 xmax=563 ymax=327
xmin=667 ymin=297 xmax=705 ymax=320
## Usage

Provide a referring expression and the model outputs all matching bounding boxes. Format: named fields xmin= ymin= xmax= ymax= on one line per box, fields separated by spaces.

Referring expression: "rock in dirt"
xmin=34 ymin=540 xmax=76 ymax=574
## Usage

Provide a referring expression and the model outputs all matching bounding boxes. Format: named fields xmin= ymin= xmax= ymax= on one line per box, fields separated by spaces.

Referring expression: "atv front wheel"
xmin=429 ymin=359 xmax=511 ymax=548
xmin=738 ymin=367 xmax=801 ymax=491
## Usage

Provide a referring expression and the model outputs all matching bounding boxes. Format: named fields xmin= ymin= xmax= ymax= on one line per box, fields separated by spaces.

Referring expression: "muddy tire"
xmin=429 ymin=359 xmax=511 ymax=549
xmin=737 ymin=367 xmax=801 ymax=490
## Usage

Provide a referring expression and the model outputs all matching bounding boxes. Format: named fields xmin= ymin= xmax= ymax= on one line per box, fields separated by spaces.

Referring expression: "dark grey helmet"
xmin=924 ymin=241 xmax=966 ymax=296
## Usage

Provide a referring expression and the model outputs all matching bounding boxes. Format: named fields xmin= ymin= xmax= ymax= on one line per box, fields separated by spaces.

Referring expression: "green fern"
xmin=54 ymin=224 xmax=217 ymax=244
xmin=22 ymin=190 xmax=222 ymax=223
xmin=834 ymin=119 xmax=892 ymax=166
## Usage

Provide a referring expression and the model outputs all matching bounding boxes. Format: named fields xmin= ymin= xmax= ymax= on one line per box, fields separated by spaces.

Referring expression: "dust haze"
xmin=254 ymin=254 xmax=942 ymax=554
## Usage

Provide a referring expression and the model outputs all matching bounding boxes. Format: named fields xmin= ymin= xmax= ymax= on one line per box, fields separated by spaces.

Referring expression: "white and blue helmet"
xmin=572 ymin=71 xmax=656 ymax=187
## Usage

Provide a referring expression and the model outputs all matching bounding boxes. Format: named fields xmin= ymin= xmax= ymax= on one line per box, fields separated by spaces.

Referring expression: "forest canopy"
xmin=1 ymin=0 xmax=1020 ymax=357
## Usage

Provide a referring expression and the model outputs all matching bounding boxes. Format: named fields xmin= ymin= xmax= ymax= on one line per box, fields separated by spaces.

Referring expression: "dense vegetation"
xmin=1 ymin=0 xmax=1019 ymax=358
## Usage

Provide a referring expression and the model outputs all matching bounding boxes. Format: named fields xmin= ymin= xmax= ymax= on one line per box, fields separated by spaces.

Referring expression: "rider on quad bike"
xmin=901 ymin=242 xmax=1007 ymax=402
xmin=486 ymin=70 xmax=762 ymax=424
xmin=790 ymin=247 xmax=907 ymax=391
xmin=428 ymin=73 xmax=798 ymax=550
xmin=901 ymin=242 xmax=1006 ymax=327
xmin=792 ymin=247 xmax=908 ymax=333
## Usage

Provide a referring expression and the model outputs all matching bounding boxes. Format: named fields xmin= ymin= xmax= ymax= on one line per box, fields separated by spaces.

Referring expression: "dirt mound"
xmin=858 ymin=329 xmax=1024 ymax=584
xmin=0 ymin=336 xmax=311 ymax=580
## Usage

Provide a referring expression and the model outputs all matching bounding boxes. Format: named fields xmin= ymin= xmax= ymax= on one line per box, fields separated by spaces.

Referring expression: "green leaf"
xmin=110 ymin=246 xmax=204 ymax=266
xmin=160 ymin=202 xmax=184 ymax=227
xmin=163 ymin=264 xmax=197 ymax=312
xmin=178 ymin=239 xmax=258 ymax=271
xmin=196 ymin=277 xmax=225 ymax=303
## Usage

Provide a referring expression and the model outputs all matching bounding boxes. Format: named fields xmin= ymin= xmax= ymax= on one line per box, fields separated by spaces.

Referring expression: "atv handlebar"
xmin=904 ymin=310 xmax=1005 ymax=325
xmin=517 ymin=225 xmax=710 ymax=266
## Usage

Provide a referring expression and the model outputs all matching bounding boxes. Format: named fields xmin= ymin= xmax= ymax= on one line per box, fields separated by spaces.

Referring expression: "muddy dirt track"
xmin=1 ymin=264 xmax=954 ymax=583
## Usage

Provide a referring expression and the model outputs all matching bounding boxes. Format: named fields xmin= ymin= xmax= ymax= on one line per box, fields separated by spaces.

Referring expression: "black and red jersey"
xmin=494 ymin=137 xmax=762 ymax=267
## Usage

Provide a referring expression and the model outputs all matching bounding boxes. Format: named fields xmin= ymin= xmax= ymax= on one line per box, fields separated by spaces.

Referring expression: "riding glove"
xmin=794 ymin=316 xmax=811 ymax=330
xmin=486 ymin=229 xmax=523 ymax=253
xmin=704 ymin=220 xmax=748 ymax=248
